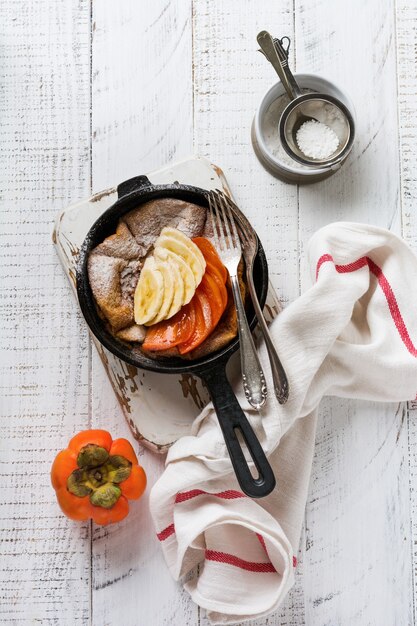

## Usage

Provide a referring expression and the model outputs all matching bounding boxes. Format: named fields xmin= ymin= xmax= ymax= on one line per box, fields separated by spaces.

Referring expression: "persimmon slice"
xmin=192 ymin=237 xmax=228 ymax=283
xmin=205 ymin=262 xmax=228 ymax=308
xmin=199 ymin=272 xmax=225 ymax=325
xmin=142 ymin=302 xmax=196 ymax=351
xmin=178 ymin=291 xmax=213 ymax=354
xmin=144 ymin=237 xmax=230 ymax=355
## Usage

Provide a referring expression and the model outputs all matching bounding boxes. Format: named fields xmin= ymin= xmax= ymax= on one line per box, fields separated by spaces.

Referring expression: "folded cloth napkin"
xmin=150 ymin=222 xmax=417 ymax=624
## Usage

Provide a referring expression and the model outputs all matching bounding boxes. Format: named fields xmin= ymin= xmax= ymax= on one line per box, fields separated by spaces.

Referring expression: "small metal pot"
xmin=252 ymin=73 xmax=356 ymax=184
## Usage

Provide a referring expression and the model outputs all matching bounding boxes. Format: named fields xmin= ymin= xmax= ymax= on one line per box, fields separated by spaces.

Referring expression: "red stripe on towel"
xmin=316 ymin=254 xmax=417 ymax=358
xmin=256 ymin=533 xmax=297 ymax=569
xmin=256 ymin=533 xmax=267 ymax=553
xmin=157 ymin=491 xmax=245 ymax=541
xmin=205 ymin=549 xmax=276 ymax=573
xmin=157 ymin=526 xmax=297 ymax=570
xmin=316 ymin=254 xmax=368 ymax=279
xmin=156 ymin=523 xmax=175 ymax=541
xmin=175 ymin=489 xmax=246 ymax=503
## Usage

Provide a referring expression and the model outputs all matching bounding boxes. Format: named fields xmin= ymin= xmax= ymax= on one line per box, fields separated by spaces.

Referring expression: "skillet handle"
xmin=202 ymin=366 xmax=276 ymax=498
xmin=117 ymin=175 xmax=152 ymax=199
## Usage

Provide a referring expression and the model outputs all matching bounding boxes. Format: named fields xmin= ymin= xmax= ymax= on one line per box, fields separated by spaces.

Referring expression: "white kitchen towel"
xmin=149 ymin=222 xmax=417 ymax=624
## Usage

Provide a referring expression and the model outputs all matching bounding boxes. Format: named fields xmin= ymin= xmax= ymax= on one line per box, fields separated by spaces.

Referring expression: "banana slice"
xmin=160 ymin=227 xmax=206 ymax=269
xmin=144 ymin=259 xmax=175 ymax=326
xmin=155 ymin=235 xmax=205 ymax=286
xmin=154 ymin=247 xmax=196 ymax=305
xmin=134 ymin=257 xmax=164 ymax=325
xmin=136 ymin=228 xmax=207 ymax=327
xmin=165 ymin=256 xmax=185 ymax=319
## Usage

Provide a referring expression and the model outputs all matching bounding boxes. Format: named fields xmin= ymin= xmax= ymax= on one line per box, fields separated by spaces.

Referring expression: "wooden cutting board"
xmin=53 ymin=156 xmax=281 ymax=452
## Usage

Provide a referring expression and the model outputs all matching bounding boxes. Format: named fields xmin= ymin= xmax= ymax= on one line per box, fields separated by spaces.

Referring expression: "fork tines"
xmin=207 ymin=190 xmax=241 ymax=256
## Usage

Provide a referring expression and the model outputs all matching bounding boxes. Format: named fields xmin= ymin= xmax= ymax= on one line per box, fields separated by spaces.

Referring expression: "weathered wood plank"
xmin=296 ymin=0 xmax=401 ymax=237
xmin=396 ymin=2 xmax=417 ymax=623
xmin=91 ymin=0 xmax=194 ymax=192
xmin=304 ymin=399 xmax=411 ymax=625
xmin=192 ymin=2 xmax=305 ymax=624
xmin=295 ymin=1 xmax=413 ymax=624
xmin=0 ymin=0 xmax=91 ymax=623
xmin=192 ymin=0 xmax=301 ymax=309
xmin=407 ymin=400 xmax=417 ymax=626
xmin=396 ymin=0 xmax=417 ymax=251
xmin=90 ymin=2 xmax=197 ymax=625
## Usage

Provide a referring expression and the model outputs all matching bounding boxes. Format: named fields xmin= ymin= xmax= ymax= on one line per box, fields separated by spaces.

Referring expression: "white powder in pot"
xmin=296 ymin=119 xmax=339 ymax=160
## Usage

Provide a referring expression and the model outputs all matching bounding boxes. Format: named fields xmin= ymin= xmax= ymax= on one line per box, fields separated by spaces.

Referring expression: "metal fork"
xmin=220 ymin=192 xmax=289 ymax=404
xmin=208 ymin=190 xmax=267 ymax=410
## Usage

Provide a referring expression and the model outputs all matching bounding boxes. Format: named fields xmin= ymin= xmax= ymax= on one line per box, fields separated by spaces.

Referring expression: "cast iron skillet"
xmin=76 ymin=175 xmax=276 ymax=498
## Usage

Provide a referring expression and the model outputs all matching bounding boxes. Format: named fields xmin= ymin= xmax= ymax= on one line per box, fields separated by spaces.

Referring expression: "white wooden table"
xmin=1 ymin=1 xmax=417 ymax=624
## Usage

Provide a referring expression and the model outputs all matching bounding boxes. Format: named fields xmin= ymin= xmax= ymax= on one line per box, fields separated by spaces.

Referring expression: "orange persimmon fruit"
xmin=51 ymin=430 xmax=146 ymax=525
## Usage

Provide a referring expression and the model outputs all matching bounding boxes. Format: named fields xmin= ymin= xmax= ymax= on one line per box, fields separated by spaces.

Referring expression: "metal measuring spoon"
xmin=257 ymin=31 xmax=303 ymax=101
xmin=257 ymin=30 xmax=355 ymax=168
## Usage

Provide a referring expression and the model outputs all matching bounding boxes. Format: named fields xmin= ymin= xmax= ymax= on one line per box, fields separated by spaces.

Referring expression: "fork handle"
xmin=231 ymin=275 xmax=267 ymax=409
xmin=247 ymin=272 xmax=289 ymax=404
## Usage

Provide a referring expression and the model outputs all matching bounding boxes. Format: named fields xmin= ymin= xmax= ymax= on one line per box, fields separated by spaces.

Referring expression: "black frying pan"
xmin=76 ymin=175 xmax=276 ymax=498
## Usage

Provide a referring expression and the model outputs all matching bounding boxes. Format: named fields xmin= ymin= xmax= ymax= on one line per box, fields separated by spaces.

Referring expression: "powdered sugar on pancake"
xmin=123 ymin=198 xmax=207 ymax=258
xmin=88 ymin=198 xmax=208 ymax=337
